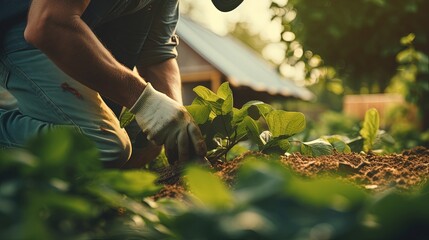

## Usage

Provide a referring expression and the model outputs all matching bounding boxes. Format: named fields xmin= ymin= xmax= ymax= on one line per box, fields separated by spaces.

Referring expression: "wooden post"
xmin=211 ymin=71 xmax=222 ymax=92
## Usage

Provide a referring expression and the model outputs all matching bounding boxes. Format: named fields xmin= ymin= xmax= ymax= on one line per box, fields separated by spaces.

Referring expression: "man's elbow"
xmin=24 ymin=14 xmax=53 ymax=48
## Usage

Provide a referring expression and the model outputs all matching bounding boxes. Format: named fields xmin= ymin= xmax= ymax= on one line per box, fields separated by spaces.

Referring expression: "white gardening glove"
xmin=130 ymin=83 xmax=207 ymax=164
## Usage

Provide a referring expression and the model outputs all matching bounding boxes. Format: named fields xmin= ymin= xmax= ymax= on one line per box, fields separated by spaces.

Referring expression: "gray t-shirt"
xmin=83 ymin=0 xmax=180 ymax=68
xmin=1 ymin=0 xmax=179 ymax=68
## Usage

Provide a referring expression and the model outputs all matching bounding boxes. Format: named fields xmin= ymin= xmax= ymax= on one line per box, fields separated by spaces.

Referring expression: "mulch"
xmin=153 ymin=147 xmax=429 ymax=200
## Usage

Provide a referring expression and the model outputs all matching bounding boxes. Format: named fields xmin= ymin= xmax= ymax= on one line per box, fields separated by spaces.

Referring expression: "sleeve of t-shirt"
xmin=137 ymin=0 xmax=179 ymax=66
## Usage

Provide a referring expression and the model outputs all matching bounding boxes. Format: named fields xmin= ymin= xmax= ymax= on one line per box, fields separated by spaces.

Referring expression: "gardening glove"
xmin=130 ymin=83 xmax=207 ymax=164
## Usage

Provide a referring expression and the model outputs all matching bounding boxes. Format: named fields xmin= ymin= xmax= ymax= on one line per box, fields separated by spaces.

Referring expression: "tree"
xmin=271 ymin=0 xmax=429 ymax=93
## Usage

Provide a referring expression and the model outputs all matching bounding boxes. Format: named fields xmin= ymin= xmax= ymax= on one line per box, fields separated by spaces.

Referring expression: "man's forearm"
xmin=137 ymin=58 xmax=183 ymax=104
xmin=24 ymin=0 xmax=146 ymax=108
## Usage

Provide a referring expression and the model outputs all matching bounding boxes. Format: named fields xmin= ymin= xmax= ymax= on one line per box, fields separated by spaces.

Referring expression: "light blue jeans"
xmin=0 ymin=22 xmax=131 ymax=162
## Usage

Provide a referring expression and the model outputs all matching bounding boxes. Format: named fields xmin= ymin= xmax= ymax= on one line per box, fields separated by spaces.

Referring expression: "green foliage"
xmin=322 ymin=135 xmax=351 ymax=153
xmin=342 ymin=108 xmax=395 ymax=153
xmin=185 ymin=166 xmax=233 ymax=209
xmin=121 ymin=84 xmax=394 ymax=158
xmin=301 ymin=139 xmax=334 ymax=157
xmin=120 ymin=83 xmax=367 ymax=158
xmin=384 ymin=104 xmax=429 ymax=151
xmin=170 ymin=158 xmax=368 ymax=240
xmin=171 ymin=156 xmax=429 ymax=240
xmin=360 ymin=108 xmax=380 ymax=152
xmin=265 ymin=110 xmax=306 ymax=137
xmin=271 ymin=0 xmax=429 ymax=93
xmin=186 ymin=83 xmax=348 ymax=159
xmin=2 ymin=131 xmax=429 ymax=239
xmin=96 ymin=170 xmax=161 ymax=198
xmin=387 ymin=33 xmax=429 ymax=132
xmin=0 ymin=129 xmax=171 ymax=240
xmin=185 ymin=104 xmax=211 ymax=124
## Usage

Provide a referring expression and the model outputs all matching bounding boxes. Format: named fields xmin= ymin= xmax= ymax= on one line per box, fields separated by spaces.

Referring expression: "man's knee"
xmin=84 ymin=127 xmax=132 ymax=164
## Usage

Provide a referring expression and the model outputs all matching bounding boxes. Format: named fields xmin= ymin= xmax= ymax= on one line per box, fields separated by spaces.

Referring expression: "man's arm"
xmin=137 ymin=58 xmax=183 ymax=104
xmin=24 ymin=0 xmax=146 ymax=108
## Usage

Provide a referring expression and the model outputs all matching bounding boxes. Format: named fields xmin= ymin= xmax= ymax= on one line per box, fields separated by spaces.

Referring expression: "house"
xmin=176 ymin=16 xmax=314 ymax=106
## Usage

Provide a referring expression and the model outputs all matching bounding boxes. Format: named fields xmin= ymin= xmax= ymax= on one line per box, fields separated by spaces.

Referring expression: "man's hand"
xmin=130 ymin=83 xmax=207 ymax=163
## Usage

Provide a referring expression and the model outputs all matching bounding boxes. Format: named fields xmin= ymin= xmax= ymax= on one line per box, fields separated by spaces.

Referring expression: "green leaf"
xmin=347 ymin=137 xmax=364 ymax=152
xmin=278 ymin=139 xmax=291 ymax=151
xmin=119 ymin=108 xmax=136 ymax=128
xmin=88 ymin=185 xmax=160 ymax=222
xmin=192 ymin=86 xmax=223 ymax=115
xmin=217 ymin=82 xmax=232 ymax=100
xmin=232 ymin=107 xmax=246 ymax=125
xmin=287 ymin=178 xmax=366 ymax=210
xmin=185 ymin=166 xmax=233 ymax=209
xmin=211 ymin=114 xmax=234 ymax=138
xmin=301 ymin=139 xmax=334 ymax=157
xmin=26 ymin=128 xmax=100 ymax=179
xmin=191 ymin=96 xmax=207 ymax=106
xmin=246 ymin=102 xmax=274 ymax=119
xmin=265 ymin=110 xmax=306 ymax=137
xmin=232 ymin=101 xmax=273 ymax=126
xmin=232 ymin=107 xmax=250 ymax=126
xmin=226 ymin=143 xmax=251 ymax=161
xmin=400 ymin=33 xmax=415 ymax=46
xmin=0 ymin=150 xmax=37 ymax=176
xmin=237 ymin=116 xmax=262 ymax=146
xmin=193 ymin=86 xmax=220 ymax=102
xmin=221 ymin=94 xmax=233 ymax=114
xmin=365 ymin=191 xmax=429 ymax=239
xmin=32 ymin=131 xmax=72 ymax=166
xmin=44 ymin=192 xmax=96 ymax=217
xmin=185 ymin=105 xmax=211 ymax=124
xmin=215 ymin=83 xmax=234 ymax=114
xmin=324 ymin=136 xmax=351 ymax=153
xmin=98 ymin=170 xmax=161 ymax=197
xmin=235 ymin=158 xmax=290 ymax=203
xmin=261 ymin=137 xmax=291 ymax=154
xmin=359 ymin=108 xmax=380 ymax=152
xmin=396 ymin=48 xmax=415 ymax=64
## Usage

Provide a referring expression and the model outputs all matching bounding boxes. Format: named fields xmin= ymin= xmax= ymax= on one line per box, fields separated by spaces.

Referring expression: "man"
xmin=0 ymin=0 xmax=243 ymax=167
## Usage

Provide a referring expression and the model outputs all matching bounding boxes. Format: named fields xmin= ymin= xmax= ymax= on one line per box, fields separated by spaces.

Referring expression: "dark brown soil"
xmin=153 ymin=147 xmax=429 ymax=200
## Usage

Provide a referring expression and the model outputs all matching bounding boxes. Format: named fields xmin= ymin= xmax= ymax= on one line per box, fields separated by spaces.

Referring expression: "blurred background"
xmin=177 ymin=0 xmax=429 ymax=152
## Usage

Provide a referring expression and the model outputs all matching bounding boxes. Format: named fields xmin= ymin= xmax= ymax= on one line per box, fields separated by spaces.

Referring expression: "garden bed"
xmin=155 ymin=146 xmax=429 ymax=200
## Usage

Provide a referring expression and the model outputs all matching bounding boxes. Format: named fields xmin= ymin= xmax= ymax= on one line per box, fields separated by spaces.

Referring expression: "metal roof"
xmin=176 ymin=16 xmax=314 ymax=101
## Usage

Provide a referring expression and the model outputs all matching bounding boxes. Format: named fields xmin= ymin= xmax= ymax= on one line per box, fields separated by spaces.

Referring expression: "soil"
xmin=153 ymin=147 xmax=429 ymax=200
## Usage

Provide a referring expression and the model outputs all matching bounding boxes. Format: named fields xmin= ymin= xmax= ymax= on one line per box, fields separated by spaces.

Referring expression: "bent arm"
xmin=137 ymin=58 xmax=183 ymax=104
xmin=24 ymin=0 xmax=146 ymax=108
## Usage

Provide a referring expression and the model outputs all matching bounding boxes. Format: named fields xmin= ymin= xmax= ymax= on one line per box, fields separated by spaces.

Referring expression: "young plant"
xmin=360 ymin=108 xmax=380 ymax=152
xmin=186 ymin=83 xmax=350 ymax=160
xmin=347 ymin=108 xmax=394 ymax=153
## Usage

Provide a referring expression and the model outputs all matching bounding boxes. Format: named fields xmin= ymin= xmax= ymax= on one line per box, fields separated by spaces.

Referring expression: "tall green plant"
xmin=387 ymin=33 xmax=429 ymax=131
